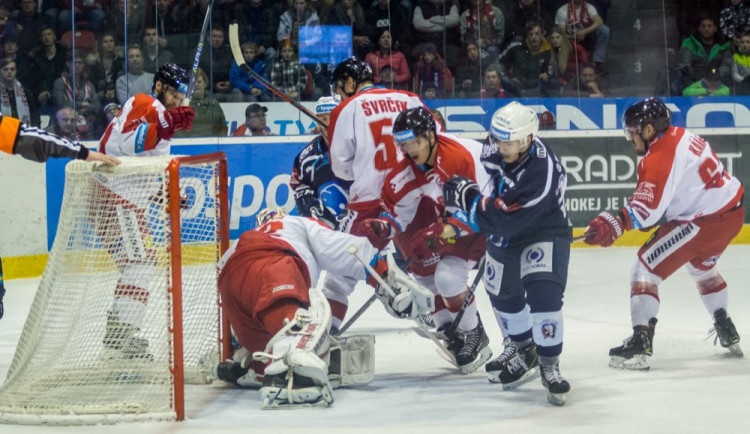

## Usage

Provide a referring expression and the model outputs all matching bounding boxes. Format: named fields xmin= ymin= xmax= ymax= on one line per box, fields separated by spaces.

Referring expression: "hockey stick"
xmin=572 ymin=234 xmax=585 ymax=242
xmin=227 ymin=23 xmax=325 ymax=128
xmin=442 ymin=255 xmax=486 ymax=339
xmin=184 ymin=0 xmax=214 ymax=104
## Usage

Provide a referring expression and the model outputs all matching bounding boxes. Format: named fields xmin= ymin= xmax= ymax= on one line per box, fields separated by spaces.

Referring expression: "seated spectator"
xmin=554 ymin=0 xmax=609 ymax=73
xmin=0 ymin=2 xmax=15 ymax=38
xmin=30 ymin=25 xmax=67 ymax=116
xmin=459 ymin=0 xmax=505 ymax=65
xmin=431 ymin=107 xmax=446 ymax=130
xmin=683 ymin=67 xmax=730 ymax=96
xmin=480 ymin=63 xmax=507 ymax=98
xmin=562 ymin=63 xmax=607 ymax=97
xmin=176 ymin=68 xmax=228 ymax=137
xmin=455 ymin=39 xmax=482 ymax=98
xmin=1 ymin=34 xmax=32 ymax=90
xmin=233 ymin=103 xmax=276 ymax=136
xmin=106 ymin=0 xmax=145 ymax=47
xmin=364 ymin=28 xmax=411 ymax=89
xmin=13 ymin=0 xmax=50 ymax=59
xmin=412 ymin=0 xmax=460 ymax=69
xmin=499 ymin=19 xmax=555 ymax=97
xmin=235 ymin=0 xmax=280 ymax=69
xmin=365 ymin=0 xmax=414 ymax=56
xmin=731 ymin=29 xmax=750 ymax=95
xmin=0 ymin=58 xmax=40 ymax=126
xmin=95 ymin=102 xmax=121 ymax=137
xmin=55 ymin=0 xmax=107 ymax=33
xmin=45 ymin=102 xmax=89 ymax=140
xmin=677 ymin=0 xmax=724 ymax=45
xmin=277 ymin=0 xmax=321 ymax=55
xmin=379 ymin=65 xmax=408 ymax=90
xmin=413 ymin=42 xmax=453 ymax=97
xmin=676 ymin=14 xmax=731 ymax=95
xmin=720 ymin=0 xmax=750 ymax=47
xmin=116 ymin=45 xmax=155 ymax=104
xmin=88 ymin=32 xmax=124 ymax=107
xmin=199 ymin=27 xmax=236 ymax=102
xmin=229 ymin=41 xmax=270 ymax=102
xmin=53 ymin=49 xmax=101 ymax=116
xmin=507 ymin=0 xmax=550 ymax=44
xmin=548 ymin=26 xmax=588 ymax=85
xmin=420 ymin=81 xmax=437 ymax=99
xmin=326 ymin=0 xmax=370 ymax=59
xmin=270 ymin=42 xmax=308 ymax=101
xmin=142 ymin=25 xmax=174 ymax=74
xmin=144 ymin=0 xmax=191 ymax=63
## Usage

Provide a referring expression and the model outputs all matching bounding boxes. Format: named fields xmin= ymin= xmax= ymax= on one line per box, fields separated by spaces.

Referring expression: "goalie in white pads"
xmin=215 ymin=208 xmax=432 ymax=408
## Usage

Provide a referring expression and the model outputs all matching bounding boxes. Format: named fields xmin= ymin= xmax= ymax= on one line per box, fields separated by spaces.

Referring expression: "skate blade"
xmin=726 ymin=343 xmax=743 ymax=357
xmin=546 ymin=391 xmax=567 ymax=406
xmin=458 ymin=346 xmax=493 ymax=375
xmin=495 ymin=367 xmax=541 ymax=390
xmin=260 ymin=385 xmax=333 ymax=409
xmin=609 ymin=355 xmax=650 ymax=371
xmin=413 ymin=326 xmax=458 ymax=367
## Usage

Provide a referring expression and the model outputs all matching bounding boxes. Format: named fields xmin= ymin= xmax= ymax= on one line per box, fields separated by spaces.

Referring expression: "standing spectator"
xmin=480 ymin=63 xmax=507 ymax=98
xmin=88 ymin=32 xmax=124 ymax=107
xmin=365 ymin=0 xmax=414 ymax=57
xmin=459 ymin=0 xmax=505 ymax=65
xmin=1 ymin=34 xmax=32 ymax=90
xmin=326 ymin=0 xmax=370 ymax=59
xmin=199 ymin=27 xmax=235 ymax=102
xmin=364 ymin=28 xmax=410 ymax=89
xmin=499 ymin=19 xmax=555 ymax=97
xmin=116 ymin=45 xmax=155 ymax=104
xmin=45 ymin=103 xmax=81 ymax=140
xmin=233 ymin=103 xmax=275 ymax=136
xmin=229 ymin=42 xmax=269 ymax=102
xmin=53 ymin=49 xmax=101 ymax=116
xmin=413 ymin=42 xmax=453 ymax=97
xmin=141 ymin=25 xmax=174 ymax=74
xmin=175 ymin=68 xmax=228 ymax=137
xmin=554 ymin=0 xmax=609 ymax=73
xmin=731 ymin=29 xmax=750 ymax=94
xmin=676 ymin=14 xmax=732 ymax=95
xmin=0 ymin=58 xmax=39 ymax=126
xmin=683 ymin=67 xmax=730 ymax=96
xmin=277 ymin=0 xmax=322 ymax=54
xmin=55 ymin=0 xmax=107 ymax=34
xmin=30 ymin=25 xmax=67 ymax=116
xmin=719 ymin=0 xmax=750 ymax=47
xmin=455 ymin=39 xmax=482 ymax=98
xmin=236 ymin=0 xmax=280 ymax=68
xmin=412 ymin=0 xmax=460 ymax=69
xmin=548 ymin=27 xmax=588 ymax=85
xmin=269 ymin=42 xmax=307 ymax=101
xmin=12 ymin=0 xmax=50 ymax=59
xmin=562 ymin=63 xmax=606 ymax=97
xmin=106 ymin=0 xmax=146 ymax=47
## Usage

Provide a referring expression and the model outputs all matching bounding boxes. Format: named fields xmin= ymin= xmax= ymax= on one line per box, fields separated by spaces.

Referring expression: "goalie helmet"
xmin=623 ymin=97 xmax=671 ymax=140
xmin=392 ymin=107 xmax=436 ymax=144
xmin=330 ymin=57 xmax=373 ymax=90
xmin=489 ymin=101 xmax=539 ymax=145
xmin=256 ymin=207 xmax=287 ymax=226
xmin=153 ymin=63 xmax=189 ymax=94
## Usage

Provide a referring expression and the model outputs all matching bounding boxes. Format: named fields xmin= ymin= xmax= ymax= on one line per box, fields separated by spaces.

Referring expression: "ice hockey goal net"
xmin=0 ymin=153 xmax=230 ymax=424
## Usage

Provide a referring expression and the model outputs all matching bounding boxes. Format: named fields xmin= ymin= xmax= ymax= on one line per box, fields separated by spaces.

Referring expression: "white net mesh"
xmin=0 ymin=155 xmax=227 ymax=424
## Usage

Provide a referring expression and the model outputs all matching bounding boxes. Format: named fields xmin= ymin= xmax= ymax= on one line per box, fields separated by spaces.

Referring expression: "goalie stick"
xmin=228 ymin=23 xmax=324 ymax=128
xmin=183 ymin=0 xmax=214 ymax=105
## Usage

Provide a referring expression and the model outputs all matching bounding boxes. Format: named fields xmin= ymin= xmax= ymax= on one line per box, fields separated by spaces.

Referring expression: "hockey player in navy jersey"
xmin=442 ymin=101 xmax=573 ymax=405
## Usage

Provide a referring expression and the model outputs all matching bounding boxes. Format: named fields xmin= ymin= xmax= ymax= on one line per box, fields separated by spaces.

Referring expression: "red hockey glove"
xmin=169 ymin=106 xmax=196 ymax=131
xmin=361 ymin=218 xmax=395 ymax=250
xmin=584 ymin=211 xmax=623 ymax=247
xmin=410 ymin=222 xmax=449 ymax=260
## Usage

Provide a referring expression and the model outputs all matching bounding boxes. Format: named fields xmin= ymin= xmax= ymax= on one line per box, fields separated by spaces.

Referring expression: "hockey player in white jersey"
xmin=584 ymin=97 xmax=745 ymax=369
xmin=215 ymin=208 xmax=433 ymax=408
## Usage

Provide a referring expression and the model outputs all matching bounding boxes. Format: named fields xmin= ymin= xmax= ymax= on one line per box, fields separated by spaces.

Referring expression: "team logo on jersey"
xmin=541 ymin=320 xmax=558 ymax=339
xmin=520 ymin=242 xmax=553 ymax=278
xmin=389 ymin=166 xmax=416 ymax=193
xmin=632 ymin=181 xmax=656 ymax=205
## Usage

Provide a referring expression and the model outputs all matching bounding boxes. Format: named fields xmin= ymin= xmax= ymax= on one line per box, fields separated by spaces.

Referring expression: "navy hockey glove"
xmin=443 ymin=176 xmax=481 ymax=212
xmin=294 ymin=186 xmax=324 ymax=218
xmin=584 ymin=211 xmax=623 ymax=247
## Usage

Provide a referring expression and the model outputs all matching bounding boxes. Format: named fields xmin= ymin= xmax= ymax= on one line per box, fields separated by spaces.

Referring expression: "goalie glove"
xmin=157 ymin=106 xmax=196 ymax=140
xmin=367 ymin=252 xmax=434 ymax=319
xmin=361 ymin=217 xmax=397 ymax=250
xmin=410 ymin=222 xmax=449 ymax=260
xmin=294 ymin=186 xmax=325 ymax=218
xmin=584 ymin=211 xmax=624 ymax=247
xmin=443 ymin=176 xmax=481 ymax=212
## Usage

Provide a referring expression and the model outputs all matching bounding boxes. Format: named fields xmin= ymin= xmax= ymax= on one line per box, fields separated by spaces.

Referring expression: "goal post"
xmin=0 ymin=153 xmax=231 ymax=425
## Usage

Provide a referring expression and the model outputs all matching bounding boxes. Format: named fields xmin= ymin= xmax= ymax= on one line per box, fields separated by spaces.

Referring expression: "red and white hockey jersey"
xmin=328 ymin=86 xmax=425 ymax=211
xmin=99 ymin=93 xmax=173 ymax=157
xmin=218 ymin=215 xmax=380 ymax=286
xmin=623 ymin=126 xmax=744 ymax=230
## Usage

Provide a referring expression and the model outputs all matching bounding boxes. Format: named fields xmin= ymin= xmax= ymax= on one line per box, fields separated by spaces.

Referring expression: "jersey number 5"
xmin=698 ymin=151 xmax=729 ymax=189
xmin=369 ymin=119 xmax=400 ymax=171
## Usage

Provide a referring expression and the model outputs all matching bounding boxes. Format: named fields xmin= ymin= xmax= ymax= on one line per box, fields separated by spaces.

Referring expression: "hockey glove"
xmin=584 ymin=211 xmax=623 ymax=247
xmin=294 ymin=186 xmax=325 ymax=218
xmin=361 ymin=218 xmax=396 ymax=250
xmin=443 ymin=176 xmax=481 ymax=212
xmin=169 ymin=106 xmax=196 ymax=131
xmin=410 ymin=222 xmax=449 ymax=260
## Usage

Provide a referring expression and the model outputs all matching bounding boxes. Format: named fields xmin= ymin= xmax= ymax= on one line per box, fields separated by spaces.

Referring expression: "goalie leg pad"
xmin=328 ymin=334 xmax=375 ymax=388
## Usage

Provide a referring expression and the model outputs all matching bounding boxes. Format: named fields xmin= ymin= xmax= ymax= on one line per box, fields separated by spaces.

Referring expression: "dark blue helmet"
xmin=153 ymin=63 xmax=189 ymax=94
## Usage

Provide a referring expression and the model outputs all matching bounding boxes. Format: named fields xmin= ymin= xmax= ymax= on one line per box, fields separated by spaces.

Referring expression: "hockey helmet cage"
xmin=490 ymin=101 xmax=539 ymax=143
xmin=623 ymin=97 xmax=671 ymax=140
xmin=392 ymin=107 xmax=436 ymax=143
xmin=330 ymin=57 xmax=373 ymax=88
xmin=315 ymin=95 xmax=340 ymax=115
xmin=256 ymin=207 xmax=287 ymax=226
xmin=154 ymin=63 xmax=189 ymax=94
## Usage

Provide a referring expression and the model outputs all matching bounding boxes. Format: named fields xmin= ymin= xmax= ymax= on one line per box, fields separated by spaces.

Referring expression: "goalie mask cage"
xmin=0 ymin=153 xmax=231 ymax=425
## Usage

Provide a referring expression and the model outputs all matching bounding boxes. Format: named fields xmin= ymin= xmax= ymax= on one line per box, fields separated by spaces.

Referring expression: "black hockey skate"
xmin=486 ymin=337 xmax=518 ymax=381
xmin=609 ymin=318 xmax=657 ymax=370
xmin=540 ymin=360 xmax=570 ymax=406
xmin=103 ymin=311 xmax=152 ymax=360
xmin=491 ymin=342 xmax=540 ymax=390
xmin=712 ymin=308 xmax=743 ymax=357
xmin=455 ymin=317 xmax=492 ymax=374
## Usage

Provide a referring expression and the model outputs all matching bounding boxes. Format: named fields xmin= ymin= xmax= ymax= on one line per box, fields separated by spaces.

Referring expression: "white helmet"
xmin=256 ymin=207 xmax=287 ymax=226
xmin=490 ymin=101 xmax=539 ymax=144
xmin=315 ymin=95 xmax=340 ymax=115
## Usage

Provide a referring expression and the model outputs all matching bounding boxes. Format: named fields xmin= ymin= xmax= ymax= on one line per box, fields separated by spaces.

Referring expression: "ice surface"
xmin=1 ymin=246 xmax=749 ymax=433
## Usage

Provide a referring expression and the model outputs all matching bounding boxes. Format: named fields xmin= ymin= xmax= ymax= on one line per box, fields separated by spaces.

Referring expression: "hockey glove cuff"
xmin=584 ymin=211 xmax=624 ymax=247
xmin=443 ymin=176 xmax=481 ymax=211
